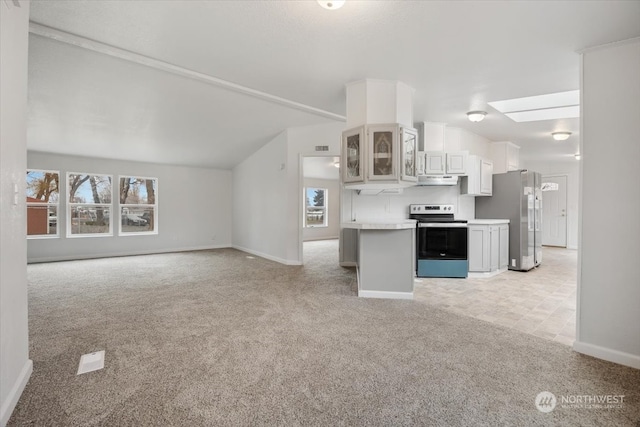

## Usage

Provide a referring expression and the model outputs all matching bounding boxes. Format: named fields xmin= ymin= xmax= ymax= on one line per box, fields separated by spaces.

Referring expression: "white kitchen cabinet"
xmin=423 ymin=151 xmax=468 ymax=175
xmin=424 ymin=151 xmax=446 ymax=174
xmin=416 ymin=122 xmax=467 ymax=175
xmin=342 ymin=124 xmax=418 ymax=189
xmin=416 ymin=151 xmax=426 ymax=176
xmin=468 ymin=226 xmax=490 ymax=272
xmin=419 ymin=122 xmax=446 ymax=152
xmin=447 ymin=151 xmax=467 ymax=174
xmin=499 ymin=223 xmax=509 ymax=269
xmin=490 ymin=226 xmax=500 ymax=271
xmin=491 ymin=141 xmax=520 ymax=174
xmin=460 ymin=155 xmax=493 ymax=196
xmin=468 ymin=221 xmax=509 ymax=274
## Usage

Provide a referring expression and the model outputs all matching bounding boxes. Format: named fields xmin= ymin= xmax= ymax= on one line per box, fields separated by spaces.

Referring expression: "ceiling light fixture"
xmin=317 ymin=0 xmax=345 ymax=10
xmin=467 ymin=111 xmax=487 ymax=123
xmin=552 ymin=131 xmax=572 ymax=141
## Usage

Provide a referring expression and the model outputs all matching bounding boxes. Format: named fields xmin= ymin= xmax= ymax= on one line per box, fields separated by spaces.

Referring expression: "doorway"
xmin=542 ymin=175 xmax=568 ymax=247
xmin=300 ymin=155 xmax=340 ymax=265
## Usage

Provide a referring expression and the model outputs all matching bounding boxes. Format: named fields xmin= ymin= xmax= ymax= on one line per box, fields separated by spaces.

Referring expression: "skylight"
xmin=489 ymin=90 xmax=580 ymax=122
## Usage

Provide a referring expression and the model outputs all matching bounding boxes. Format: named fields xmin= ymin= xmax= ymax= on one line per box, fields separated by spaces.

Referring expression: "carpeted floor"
xmin=9 ymin=241 xmax=640 ymax=426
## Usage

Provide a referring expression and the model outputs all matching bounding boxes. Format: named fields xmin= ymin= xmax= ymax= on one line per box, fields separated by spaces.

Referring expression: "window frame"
xmin=304 ymin=187 xmax=328 ymax=228
xmin=118 ymin=175 xmax=159 ymax=236
xmin=26 ymin=169 xmax=61 ymax=239
xmin=66 ymin=171 xmax=114 ymax=238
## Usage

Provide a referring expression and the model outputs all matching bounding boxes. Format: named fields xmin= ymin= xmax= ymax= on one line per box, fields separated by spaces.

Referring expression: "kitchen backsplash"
xmin=347 ymin=185 xmax=475 ymax=222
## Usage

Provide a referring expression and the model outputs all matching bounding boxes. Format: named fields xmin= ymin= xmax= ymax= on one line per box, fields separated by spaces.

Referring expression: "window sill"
xmin=119 ymin=231 xmax=159 ymax=236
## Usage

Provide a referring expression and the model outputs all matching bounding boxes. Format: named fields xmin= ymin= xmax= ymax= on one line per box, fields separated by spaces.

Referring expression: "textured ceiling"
xmin=28 ymin=0 xmax=640 ymax=167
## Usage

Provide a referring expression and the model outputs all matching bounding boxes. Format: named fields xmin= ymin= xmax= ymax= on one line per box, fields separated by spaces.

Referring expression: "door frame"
xmin=297 ymin=153 xmax=340 ymax=265
xmin=541 ymin=174 xmax=569 ymax=248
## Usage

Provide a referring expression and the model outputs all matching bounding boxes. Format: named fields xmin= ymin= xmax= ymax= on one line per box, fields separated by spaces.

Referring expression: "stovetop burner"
xmin=414 ymin=218 xmax=468 ymax=223
xmin=408 ymin=204 xmax=467 ymax=224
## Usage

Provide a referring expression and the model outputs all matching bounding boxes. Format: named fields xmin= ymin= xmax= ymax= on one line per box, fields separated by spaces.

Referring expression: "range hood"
xmin=416 ymin=175 xmax=459 ymax=186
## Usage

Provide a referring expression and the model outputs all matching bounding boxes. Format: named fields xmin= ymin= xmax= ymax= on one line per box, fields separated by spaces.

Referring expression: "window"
xmin=305 ymin=187 xmax=327 ymax=227
xmin=119 ymin=176 xmax=157 ymax=235
xmin=541 ymin=182 xmax=559 ymax=191
xmin=26 ymin=170 xmax=60 ymax=237
xmin=67 ymin=172 xmax=112 ymax=237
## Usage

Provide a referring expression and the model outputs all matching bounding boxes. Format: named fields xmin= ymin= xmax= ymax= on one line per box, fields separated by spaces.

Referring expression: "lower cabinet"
xmin=498 ymin=223 xmax=509 ymax=270
xmin=468 ymin=223 xmax=509 ymax=273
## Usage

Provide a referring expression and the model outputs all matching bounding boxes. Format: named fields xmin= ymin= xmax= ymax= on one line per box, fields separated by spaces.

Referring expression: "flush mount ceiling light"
xmin=317 ymin=0 xmax=345 ymax=10
xmin=552 ymin=131 xmax=572 ymax=141
xmin=488 ymin=90 xmax=580 ymax=123
xmin=466 ymin=111 xmax=487 ymax=123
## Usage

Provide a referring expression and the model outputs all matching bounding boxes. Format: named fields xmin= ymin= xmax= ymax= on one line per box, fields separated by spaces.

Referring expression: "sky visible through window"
xmin=306 ymin=188 xmax=324 ymax=207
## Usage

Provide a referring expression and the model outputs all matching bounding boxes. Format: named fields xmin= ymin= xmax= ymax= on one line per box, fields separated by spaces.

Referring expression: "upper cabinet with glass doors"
xmin=341 ymin=124 xmax=418 ymax=188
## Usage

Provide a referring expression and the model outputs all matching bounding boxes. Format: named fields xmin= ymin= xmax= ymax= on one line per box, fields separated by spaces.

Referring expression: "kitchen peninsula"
xmin=342 ymin=220 xmax=416 ymax=299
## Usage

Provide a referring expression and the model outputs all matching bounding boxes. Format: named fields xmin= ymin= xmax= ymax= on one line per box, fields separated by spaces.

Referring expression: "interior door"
xmin=541 ymin=175 xmax=567 ymax=247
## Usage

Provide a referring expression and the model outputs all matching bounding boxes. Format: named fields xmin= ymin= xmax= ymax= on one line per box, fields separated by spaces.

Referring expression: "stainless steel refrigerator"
xmin=475 ymin=170 xmax=542 ymax=271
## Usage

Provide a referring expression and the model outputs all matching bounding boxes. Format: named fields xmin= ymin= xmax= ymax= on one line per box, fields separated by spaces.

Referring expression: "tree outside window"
xmin=119 ymin=176 xmax=158 ymax=235
xmin=26 ymin=170 xmax=60 ymax=237
xmin=67 ymin=172 xmax=113 ymax=237
xmin=305 ymin=187 xmax=327 ymax=227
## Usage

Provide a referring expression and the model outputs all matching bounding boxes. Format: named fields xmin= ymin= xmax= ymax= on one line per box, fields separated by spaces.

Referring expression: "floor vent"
xmin=77 ymin=350 xmax=105 ymax=375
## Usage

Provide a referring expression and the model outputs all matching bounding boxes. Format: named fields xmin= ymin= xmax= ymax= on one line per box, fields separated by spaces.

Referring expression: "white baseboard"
xmin=232 ymin=245 xmax=301 ymax=266
xmin=27 ymin=244 xmax=232 ymax=264
xmin=303 ymin=236 xmax=339 ymax=242
xmin=339 ymin=261 xmax=357 ymax=267
xmin=358 ymin=290 xmax=414 ymax=300
xmin=573 ymin=341 xmax=640 ymax=370
xmin=468 ymin=268 xmax=508 ymax=279
xmin=0 ymin=359 xmax=32 ymax=427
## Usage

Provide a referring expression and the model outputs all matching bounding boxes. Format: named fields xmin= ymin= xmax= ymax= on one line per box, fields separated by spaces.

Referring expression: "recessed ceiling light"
xmin=552 ymin=131 xmax=572 ymax=141
xmin=466 ymin=111 xmax=487 ymax=122
xmin=317 ymin=0 xmax=345 ymax=10
xmin=489 ymin=90 xmax=580 ymax=123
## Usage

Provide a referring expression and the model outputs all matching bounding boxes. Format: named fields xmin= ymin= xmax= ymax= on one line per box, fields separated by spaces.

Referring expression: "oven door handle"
xmin=418 ymin=223 xmax=468 ymax=228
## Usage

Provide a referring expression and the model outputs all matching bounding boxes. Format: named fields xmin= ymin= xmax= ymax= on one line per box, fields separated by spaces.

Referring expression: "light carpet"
xmin=9 ymin=240 xmax=640 ymax=426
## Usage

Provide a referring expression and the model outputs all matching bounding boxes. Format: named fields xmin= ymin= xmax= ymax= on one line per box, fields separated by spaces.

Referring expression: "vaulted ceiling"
xmin=27 ymin=1 xmax=640 ymax=168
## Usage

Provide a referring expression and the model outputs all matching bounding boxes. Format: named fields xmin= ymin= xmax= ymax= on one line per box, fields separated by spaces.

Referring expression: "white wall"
xmin=575 ymin=38 xmax=640 ymax=369
xmin=287 ymin=122 xmax=344 ymax=262
xmin=232 ymin=122 xmax=344 ymax=265
xmin=521 ymin=159 xmax=580 ymax=249
xmin=232 ymin=130 xmax=290 ymax=263
xmin=445 ymin=126 xmax=492 ymax=158
xmin=0 ymin=2 xmax=33 ymax=425
xmin=303 ymin=178 xmax=340 ymax=241
xmin=27 ymin=152 xmax=232 ymax=262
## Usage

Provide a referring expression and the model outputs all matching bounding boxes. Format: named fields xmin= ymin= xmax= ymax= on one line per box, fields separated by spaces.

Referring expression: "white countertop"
xmin=341 ymin=219 xmax=417 ymax=230
xmin=467 ymin=219 xmax=510 ymax=225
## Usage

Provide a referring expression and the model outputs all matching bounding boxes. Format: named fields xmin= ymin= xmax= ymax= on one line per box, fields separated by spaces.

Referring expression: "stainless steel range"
xmin=409 ymin=204 xmax=468 ymax=278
